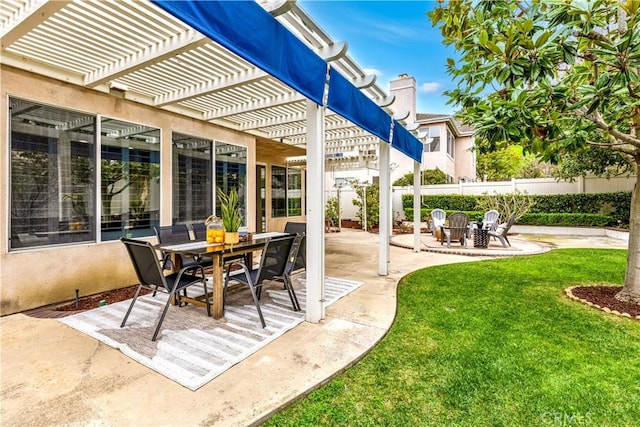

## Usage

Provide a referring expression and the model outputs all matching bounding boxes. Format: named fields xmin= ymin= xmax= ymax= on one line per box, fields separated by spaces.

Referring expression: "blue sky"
xmin=299 ymin=0 xmax=458 ymax=115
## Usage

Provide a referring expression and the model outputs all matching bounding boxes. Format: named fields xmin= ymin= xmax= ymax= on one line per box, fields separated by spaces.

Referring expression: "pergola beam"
xmin=289 ymin=135 xmax=378 ymax=146
xmin=375 ymin=95 xmax=395 ymax=108
xmin=204 ymin=91 xmax=305 ymax=121
xmin=354 ymin=74 xmax=376 ymax=89
xmin=84 ymin=30 xmax=208 ymax=88
xmin=157 ymin=41 xmax=346 ymax=108
xmin=1 ymin=0 xmax=70 ymax=50
xmin=265 ymin=119 xmax=375 ymax=139
xmin=317 ymin=40 xmax=347 ymax=62
xmin=258 ymin=0 xmax=297 ymax=17
xmin=156 ymin=67 xmax=269 ymax=107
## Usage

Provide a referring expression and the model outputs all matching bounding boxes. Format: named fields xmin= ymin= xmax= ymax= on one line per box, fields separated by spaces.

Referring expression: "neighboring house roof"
xmin=415 ymin=113 xmax=474 ymax=137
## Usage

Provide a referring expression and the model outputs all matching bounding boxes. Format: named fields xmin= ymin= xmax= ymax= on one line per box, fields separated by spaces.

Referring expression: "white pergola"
xmin=1 ymin=0 xmax=422 ymax=322
xmin=0 ymin=0 xmax=397 ymax=157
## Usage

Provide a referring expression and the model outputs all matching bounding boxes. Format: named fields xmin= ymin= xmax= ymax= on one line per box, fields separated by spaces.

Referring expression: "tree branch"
xmin=514 ymin=1 xmax=528 ymax=16
xmin=573 ymin=30 xmax=613 ymax=45
xmin=580 ymin=108 xmax=640 ymax=147
xmin=585 ymin=139 xmax=637 ymax=156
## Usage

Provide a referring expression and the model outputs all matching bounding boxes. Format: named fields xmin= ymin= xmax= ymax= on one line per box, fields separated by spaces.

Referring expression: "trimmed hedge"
xmin=519 ymin=213 xmax=612 ymax=227
xmin=402 ymin=194 xmax=478 ymax=211
xmin=401 ymin=192 xmax=631 ymax=227
xmin=529 ymin=193 xmax=631 ymax=223
xmin=404 ymin=208 xmax=484 ymax=222
xmin=403 ymin=209 xmax=614 ymax=227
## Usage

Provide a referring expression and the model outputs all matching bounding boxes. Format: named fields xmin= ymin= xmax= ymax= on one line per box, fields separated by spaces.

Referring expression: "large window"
xmin=100 ymin=118 xmax=160 ymax=240
xmin=447 ymin=129 xmax=455 ymax=159
xmin=172 ymin=135 xmax=247 ymax=225
xmin=9 ymin=98 xmax=161 ymax=249
xmin=10 ymin=98 xmax=96 ymax=249
xmin=215 ymin=141 xmax=247 ymax=224
xmin=423 ymin=126 xmax=441 ymax=153
xmin=172 ymin=133 xmax=213 ymax=223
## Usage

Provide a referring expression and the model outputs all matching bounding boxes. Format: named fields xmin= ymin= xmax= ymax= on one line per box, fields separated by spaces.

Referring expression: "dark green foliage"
xmin=393 ymin=168 xmax=449 ymax=187
xmin=402 ymin=194 xmax=479 ymax=211
xmin=401 ymin=192 xmax=631 ymax=226
xmin=352 ymin=183 xmax=379 ymax=230
xmin=520 ymin=213 xmax=613 ymax=227
xmin=529 ymin=192 xmax=631 ymax=224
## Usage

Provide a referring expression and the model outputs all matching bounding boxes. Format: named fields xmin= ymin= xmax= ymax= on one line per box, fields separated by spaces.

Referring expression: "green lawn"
xmin=266 ymin=249 xmax=640 ymax=426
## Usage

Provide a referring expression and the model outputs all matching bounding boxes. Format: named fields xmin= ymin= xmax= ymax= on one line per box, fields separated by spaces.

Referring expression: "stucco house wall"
xmin=388 ymin=74 xmax=476 ymax=184
xmin=455 ymin=135 xmax=476 ymax=181
xmin=1 ymin=65 xmax=302 ymax=314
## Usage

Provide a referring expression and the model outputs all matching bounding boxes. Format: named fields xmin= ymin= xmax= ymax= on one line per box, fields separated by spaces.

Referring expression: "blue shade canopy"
xmin=153 ymin=1 xmax=422 ymax=163
xmin=152 ymin=0 xmax=327 ymax=105
xmin=327 ymin=68 xmax=392 ymax=143
xmin=392 ymin=120 xmax=424 ymax=163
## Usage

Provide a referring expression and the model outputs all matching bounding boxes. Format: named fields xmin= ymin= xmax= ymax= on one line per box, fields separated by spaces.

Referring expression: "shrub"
xmin=352 ymin=183 xmax=379 ymax=230
xmin=325 ymin=196 xmax=340 ymax=227
xmin=475 ymin=190 xmax=536 ymax=221
xmin=401 ymin=191 xmax=631 ymax=227
xmin=403 ymin=194 xmax=478 ymax=211
xmin=530 ymin=192 xmax=631 ymax=224
xmin=519 ymin=213 xmax=612 ymax=227
xmin=393 ymin=168 xmax=448 ymax=186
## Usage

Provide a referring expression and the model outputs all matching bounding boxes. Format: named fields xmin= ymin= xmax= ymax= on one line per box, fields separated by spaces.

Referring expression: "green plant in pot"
xmin=218 ymin=188 xmax=243 ymax=244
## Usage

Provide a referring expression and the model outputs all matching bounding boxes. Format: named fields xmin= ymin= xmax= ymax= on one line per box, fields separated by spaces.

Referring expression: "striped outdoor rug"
xmin=59 ymin=275 xmax=362 ymax=391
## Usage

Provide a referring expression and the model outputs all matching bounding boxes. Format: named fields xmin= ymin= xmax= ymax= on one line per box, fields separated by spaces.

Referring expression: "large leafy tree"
xmin=476 ymin=145 xmax=526 ymax=180
xmin=393 ymin=168 xmax=449 ymax=186
xmin=430 ymin=0 xmax=640 ymax=303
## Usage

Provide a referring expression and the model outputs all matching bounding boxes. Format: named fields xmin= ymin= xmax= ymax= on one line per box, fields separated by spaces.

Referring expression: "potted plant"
xmin=217 ymin=188 xmax=243 ymax=244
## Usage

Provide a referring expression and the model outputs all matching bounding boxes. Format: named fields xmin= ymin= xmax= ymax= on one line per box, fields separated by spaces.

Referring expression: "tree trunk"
xmin=615 ymin=173 xmax=640 ymax=304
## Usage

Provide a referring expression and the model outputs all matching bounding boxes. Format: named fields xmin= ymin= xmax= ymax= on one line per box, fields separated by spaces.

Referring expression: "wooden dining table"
xmin=158 ymin=232 xmax=290 ymax=319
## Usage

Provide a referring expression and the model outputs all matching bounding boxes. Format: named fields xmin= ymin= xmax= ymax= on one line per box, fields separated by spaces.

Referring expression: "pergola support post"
xmin=305 ymin=99 xmax=325 ymax=322
xmin=413 ymin=160 xmax=421 ymax=252
xmin=379 ymin=140 xmax=390 ymax=276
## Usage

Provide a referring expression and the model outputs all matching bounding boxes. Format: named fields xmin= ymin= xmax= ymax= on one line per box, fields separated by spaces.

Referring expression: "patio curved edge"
xmin=249 ymin=308 xmax=398 ymax=427
xmin=390 ymin=233 xmax=552 ymax=257
xmin=248 ymin=229 xmax=493 ymax=425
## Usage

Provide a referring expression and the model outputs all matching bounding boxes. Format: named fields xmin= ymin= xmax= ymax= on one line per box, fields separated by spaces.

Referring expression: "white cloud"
xmin=363 ymin=67 xmax=383 ymax=78
xmin=419 ymin=82 xmax=443 ymax=93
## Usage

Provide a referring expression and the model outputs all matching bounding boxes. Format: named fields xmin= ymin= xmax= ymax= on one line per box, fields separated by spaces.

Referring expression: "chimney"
xmin=389 ymin=74 xmax=416 ymax=124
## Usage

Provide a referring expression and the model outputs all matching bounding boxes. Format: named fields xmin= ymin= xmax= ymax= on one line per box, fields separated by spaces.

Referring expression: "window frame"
xmin=423 ymin=126 xmax=441 ymax=153
xmin=286 ymin=166 xmax=303 ymax=217
xmin=99 ymin=117 xmax=161 ymax=241
xmin=9 ymin=98 xmax=97 ymax=251
xmin=7 ymin=97 xmax=166 ymax=250
xmin=271 ymin=165 xmax=287 ymax=218
xmin=447 ymin=129 xmax=455 ymax=159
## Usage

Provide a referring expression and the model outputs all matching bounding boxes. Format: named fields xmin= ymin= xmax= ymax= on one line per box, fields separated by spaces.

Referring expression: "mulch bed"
xmin=55 ymin=285 xmax=151 ymax=312
xmin=568 ymin=285 xmax=640 ymax=319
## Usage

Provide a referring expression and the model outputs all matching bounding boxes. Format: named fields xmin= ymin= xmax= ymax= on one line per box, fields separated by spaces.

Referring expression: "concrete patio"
xmin=0 ymin=228 xmax=628 ymax=426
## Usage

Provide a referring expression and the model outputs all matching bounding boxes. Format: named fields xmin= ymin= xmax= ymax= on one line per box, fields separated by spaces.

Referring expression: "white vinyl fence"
xmin=325 ymin=175 xmax=636 ymax=222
